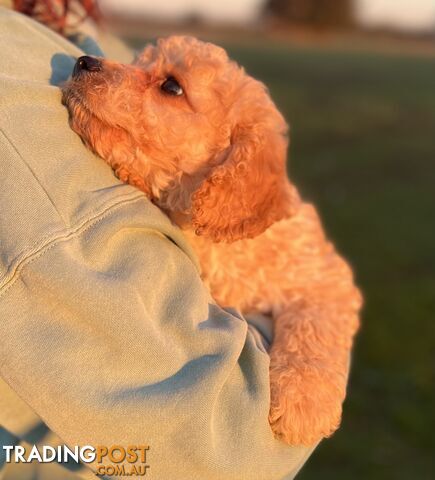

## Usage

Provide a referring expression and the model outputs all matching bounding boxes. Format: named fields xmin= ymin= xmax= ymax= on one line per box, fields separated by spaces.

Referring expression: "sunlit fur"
xmin=62 ymin=36 xmax=362 ymax=445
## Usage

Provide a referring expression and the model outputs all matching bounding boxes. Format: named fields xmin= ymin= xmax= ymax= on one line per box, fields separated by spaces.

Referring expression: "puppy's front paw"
xmin=268 ymin=360 xmax=346 ymax=445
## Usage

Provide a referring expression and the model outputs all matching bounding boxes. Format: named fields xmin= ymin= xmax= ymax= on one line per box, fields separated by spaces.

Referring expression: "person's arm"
xmin=0 ymin=191 xmax=314 ymax=479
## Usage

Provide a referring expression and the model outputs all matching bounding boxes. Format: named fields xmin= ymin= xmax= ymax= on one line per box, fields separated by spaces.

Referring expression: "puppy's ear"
xmin=191 ymin=123 xmax=299 ymax=243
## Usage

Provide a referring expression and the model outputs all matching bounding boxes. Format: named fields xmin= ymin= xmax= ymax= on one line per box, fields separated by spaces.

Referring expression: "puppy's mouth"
xmin=63 ymin=84 xmax=93 ymax=116
xmin=61 ymin=82 xmax=137 ymax=163
xmin=62 ymin=82 xmax=109 ymax=129
xmin=62 ymin=86 xmax=111 ymax=157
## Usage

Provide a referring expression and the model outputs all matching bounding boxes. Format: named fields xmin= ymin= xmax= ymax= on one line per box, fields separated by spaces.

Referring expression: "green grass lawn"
xmin=221 ymin=41 xmax=435 ymax=479
xmin=129 ymin=35 xmax=435 ymax=478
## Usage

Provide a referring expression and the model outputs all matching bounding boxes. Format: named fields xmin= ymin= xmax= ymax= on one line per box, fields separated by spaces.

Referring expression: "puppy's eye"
xmin=161 ymin=77 xmax=183 ymax=96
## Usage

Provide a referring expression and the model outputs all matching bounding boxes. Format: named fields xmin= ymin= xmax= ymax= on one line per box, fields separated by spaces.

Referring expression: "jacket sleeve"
xmin=0 ymin=191 xmax=315 ymax=480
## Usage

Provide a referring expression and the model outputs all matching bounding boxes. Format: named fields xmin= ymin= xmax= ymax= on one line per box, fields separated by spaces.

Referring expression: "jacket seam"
xmin=0 ymin=128 xmax=67 ymax=223
xmin=0 ymin=193 xmax=145 ymax=298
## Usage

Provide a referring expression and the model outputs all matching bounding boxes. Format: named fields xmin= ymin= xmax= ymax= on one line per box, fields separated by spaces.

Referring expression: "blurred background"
xmin=96 ymin=1 xmax=435 ymax=478
xmin=12 ymin=0 xmax=435 ymax=478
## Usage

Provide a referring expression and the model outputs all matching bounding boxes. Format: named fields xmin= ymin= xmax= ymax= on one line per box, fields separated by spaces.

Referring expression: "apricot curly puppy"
xmin=62 ymin=36 xmax=362 ymax=445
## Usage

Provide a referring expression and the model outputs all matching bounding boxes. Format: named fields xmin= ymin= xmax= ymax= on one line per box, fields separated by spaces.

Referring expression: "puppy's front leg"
xmin=268 ymin=204 xmax=362 ymax=445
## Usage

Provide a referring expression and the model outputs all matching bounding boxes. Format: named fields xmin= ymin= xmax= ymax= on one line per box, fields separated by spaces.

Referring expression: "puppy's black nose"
xmin=73 ymin=56 xmax=102 ymax=77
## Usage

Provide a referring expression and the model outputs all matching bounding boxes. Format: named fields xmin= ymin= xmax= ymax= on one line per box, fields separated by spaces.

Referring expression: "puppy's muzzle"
xmin=72 ymin=56 xmax=102 ymax=78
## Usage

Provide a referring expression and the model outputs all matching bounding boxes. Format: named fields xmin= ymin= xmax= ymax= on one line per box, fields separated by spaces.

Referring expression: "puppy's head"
xmin=62 ymin=36 xmax=298 ymax=242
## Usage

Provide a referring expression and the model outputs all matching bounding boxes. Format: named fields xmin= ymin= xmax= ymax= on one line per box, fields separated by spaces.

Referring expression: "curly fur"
xmin=62 ymin=36 xmax=362 ymax=445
